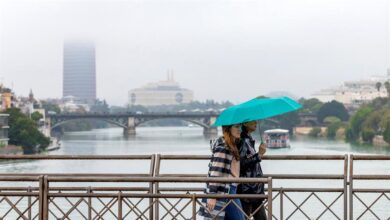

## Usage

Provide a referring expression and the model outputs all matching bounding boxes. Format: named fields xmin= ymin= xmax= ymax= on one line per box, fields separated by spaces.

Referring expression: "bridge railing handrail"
xmin=0 ymin=155 xmax=154 ymax=160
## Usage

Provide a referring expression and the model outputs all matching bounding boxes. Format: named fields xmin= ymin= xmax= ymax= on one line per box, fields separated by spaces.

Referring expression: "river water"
xmin=1 ymin=127 xmax=389 ymax=219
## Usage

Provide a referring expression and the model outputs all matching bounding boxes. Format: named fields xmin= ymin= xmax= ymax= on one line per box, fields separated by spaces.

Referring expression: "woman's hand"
xmin=259 ymin=143 xmax=267 ymax=156
xmin=207 ymin=198 xmax=216 ymax=211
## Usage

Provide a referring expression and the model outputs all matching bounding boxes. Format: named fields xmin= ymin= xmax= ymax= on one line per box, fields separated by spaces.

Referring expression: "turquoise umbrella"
xmin=213 ymin=96 xmax=302 ymax=126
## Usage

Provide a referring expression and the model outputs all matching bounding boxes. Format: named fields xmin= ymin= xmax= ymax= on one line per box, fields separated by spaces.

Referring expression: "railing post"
xmin=154 ymin=154 xmax=162 ymax=220
xmin=268 ymin=177 xmax=272 ymax=220
xmin=43 ymin=175 xmax=49 ymax=220
xmin=280 ymin=188 xmax=283 ymax=220
xmin=344 ymin=154 xmax=348 ymax=220
xmin=118 ymin=191 xmax=123 ymax=220
xmin=87 ymin=187 xmax=92 ymax=220
xmin=349 ymin=155 xmax=354 ymax=220
xmin=38 ymin=175 xmax=44 ymax=220
xmin=27 ymin=186 xmax=32 ymax=220
xmin=149 ymin=154 xmax=156 ymax=220
xmin=192 ymin=194 xmax=197 ymax=220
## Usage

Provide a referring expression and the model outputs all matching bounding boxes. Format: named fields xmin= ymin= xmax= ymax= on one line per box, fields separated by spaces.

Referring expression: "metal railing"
xmin=349 ymin=155 xmax=390 ymax=220
xmin=155 ymin=154 xmax=348 ymax=220
xmin=0 ymin=154 xmax=389 ymax=219
xmin=0 ymin=175 xmax=272 ymax=220
xmin=0 ymin=155 xmax=156 ymax=220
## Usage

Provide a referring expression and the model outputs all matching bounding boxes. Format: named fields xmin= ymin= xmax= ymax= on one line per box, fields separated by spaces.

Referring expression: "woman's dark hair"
xmin=240 ymin=125 xmax=249 ymax=137
xmin=222 ymin=125 xmax=240 ymax=160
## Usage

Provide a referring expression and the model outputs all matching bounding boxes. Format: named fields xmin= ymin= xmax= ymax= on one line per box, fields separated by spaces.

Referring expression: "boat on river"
xmin=263 ymin=129 xmax=290 ymax=148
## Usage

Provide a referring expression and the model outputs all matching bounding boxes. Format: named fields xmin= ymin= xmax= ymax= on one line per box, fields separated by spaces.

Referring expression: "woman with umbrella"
xmin=201 ymin=97 xmax=302 ymax=219
xmin=239 ymin=120 xmax=267 ymax=220
xmin=198 ymin=124 xmax=245 ymax=220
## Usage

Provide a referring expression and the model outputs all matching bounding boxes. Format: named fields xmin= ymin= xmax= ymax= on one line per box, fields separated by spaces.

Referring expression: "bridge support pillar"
xmin=124 ymin=127 xmax=136 ymax=136
xmin=124 ymin=117 xmax=136 ymax=136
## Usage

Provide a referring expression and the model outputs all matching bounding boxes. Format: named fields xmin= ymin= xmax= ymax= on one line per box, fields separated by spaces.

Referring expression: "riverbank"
xmin=0 ymin=145 xmax=23 ymax=155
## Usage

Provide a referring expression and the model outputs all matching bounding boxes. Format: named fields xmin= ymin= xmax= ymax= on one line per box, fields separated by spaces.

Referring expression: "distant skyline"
xmin=63 ymin=41 xmax=96 ymax=102
xmin=0 ymin=0 xmax=389 ymax=105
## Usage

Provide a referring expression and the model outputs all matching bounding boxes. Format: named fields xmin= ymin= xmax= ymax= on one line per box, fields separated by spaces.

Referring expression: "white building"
xmin=311 ymin=73 xmax=390 ymax=106
xmin=129 ymin=72 xmax=194 ymax=106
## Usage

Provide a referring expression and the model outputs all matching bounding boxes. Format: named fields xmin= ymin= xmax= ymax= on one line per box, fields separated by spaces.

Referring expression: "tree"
xmin=383 ymin=122 xmax=390 ymax=144
xmin=299 ymin=98 xmax=323 ymax=114
xmin=273 ymin=111 xmax=301 ymax=133
xmin=5 ymin=108 xmax=50 ymax=153
xmin=309 ymin=127 xmax=322 ymax=137
xmin=369 ymin=97 xmax=388 ymax=110
xmin=30 ymin=112 xmax=43 ymax=122
xmin=323 ymin=116 xmax=341 ymax=125
xmin=361 ymin=128 xmax=375 ymax=143
xmin=317 ymin=100 xmax=349 ymax=123
xmin=384 ymin=81 xmax=390 ymax=98
xmin=375 ymin=82 xmax=382 ymax=92
xmin=327 ymin=121 xmax=344 ymax=139
xmin=346 ymin=106 xmax=373 ymax=141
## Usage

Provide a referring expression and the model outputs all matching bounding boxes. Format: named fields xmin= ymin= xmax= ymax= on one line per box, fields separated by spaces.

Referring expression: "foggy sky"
xmin=0 ymin=0 xmax=389 ymax=105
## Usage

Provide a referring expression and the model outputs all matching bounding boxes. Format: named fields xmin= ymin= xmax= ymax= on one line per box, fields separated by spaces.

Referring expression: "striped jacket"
xmin=198 ymin=137 xmax=234 ymax=219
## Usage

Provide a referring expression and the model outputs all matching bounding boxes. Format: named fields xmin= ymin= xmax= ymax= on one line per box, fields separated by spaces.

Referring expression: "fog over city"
xmin=0 ymin=0 xmax=389 ymax=105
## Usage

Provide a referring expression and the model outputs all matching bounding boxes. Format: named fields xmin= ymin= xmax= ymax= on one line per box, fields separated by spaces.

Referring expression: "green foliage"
xmin=275 ymin=111 xmax=300 ymax=133
xmin=385 ymin=81 xmax=390 ymax=97
xmin=383 ymin=122 xmax=390 ymax=144
xmin=326 ymin=121 xmax=343 ymax=138
xmin=317 ymin=100 xmax=349 ymax=123
xmin=259 ymin=111 xmax=300 ymax=133
xmin=309 ymin=127 xmax=322 ymax=137
xmin=361 ymin=128 xmax=375 ymax=143
xmin=298 ymin=98 xmax=323 ymax=114
xmin=361 ymin=110 xmax=383 ymax=133
xmin=5 ymin=108 xmax=50 ymax=152
xmin=347 ymin=106 xmax=373 ymax=141
xmin=323 ymin=116 xmax=341 ymax=125
xmin=368 ymin=97 xmax=389 ymax=110
xmin=30 ymin=112 xmax=43 ymax=122
xmin=378 ymin=110 xmax=390 ymax=130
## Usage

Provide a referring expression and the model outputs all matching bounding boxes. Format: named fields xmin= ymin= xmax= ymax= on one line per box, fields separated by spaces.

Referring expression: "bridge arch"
xmin=51 ymin=118 xmax=128 ymax=130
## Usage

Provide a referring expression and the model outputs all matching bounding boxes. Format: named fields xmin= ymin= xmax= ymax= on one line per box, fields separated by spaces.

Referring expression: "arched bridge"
xmin=48 ymin=112 xmax=220 ymax=135
xmin=47 ymin=112 xmax=315 ymax=136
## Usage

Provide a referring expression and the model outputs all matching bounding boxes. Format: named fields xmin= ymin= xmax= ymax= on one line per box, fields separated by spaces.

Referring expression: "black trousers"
xmin=241 ymin=199 xmax=267 ymax=220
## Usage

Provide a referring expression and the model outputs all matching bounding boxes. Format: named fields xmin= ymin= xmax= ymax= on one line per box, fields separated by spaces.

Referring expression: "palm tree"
xmin=384 ymin=81 xmax=390 ymax=98
xmin=376 ymin=82 xmax=382 ymax=92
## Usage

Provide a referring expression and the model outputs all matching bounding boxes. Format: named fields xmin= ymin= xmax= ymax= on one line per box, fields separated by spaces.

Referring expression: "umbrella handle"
xmin=257 ymin=120 xmax=264 ymax=144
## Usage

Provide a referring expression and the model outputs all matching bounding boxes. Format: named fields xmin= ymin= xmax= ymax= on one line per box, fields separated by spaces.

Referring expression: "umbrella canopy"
xmin=213 ymin=96 xmax=302 ymax=126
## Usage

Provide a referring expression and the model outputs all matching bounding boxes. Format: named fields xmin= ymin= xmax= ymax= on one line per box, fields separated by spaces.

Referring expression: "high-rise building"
xmin=63 ymin=42 xmax=96 ymax=103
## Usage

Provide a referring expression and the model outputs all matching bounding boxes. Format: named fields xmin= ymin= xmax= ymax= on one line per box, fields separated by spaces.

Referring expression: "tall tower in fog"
xmin=63 ymin=41 xmax=96 ymax=102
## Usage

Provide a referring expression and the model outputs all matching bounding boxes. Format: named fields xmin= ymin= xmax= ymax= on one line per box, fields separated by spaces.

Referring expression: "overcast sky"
xmin=0 ymin=0 xmax=389 ymax=105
